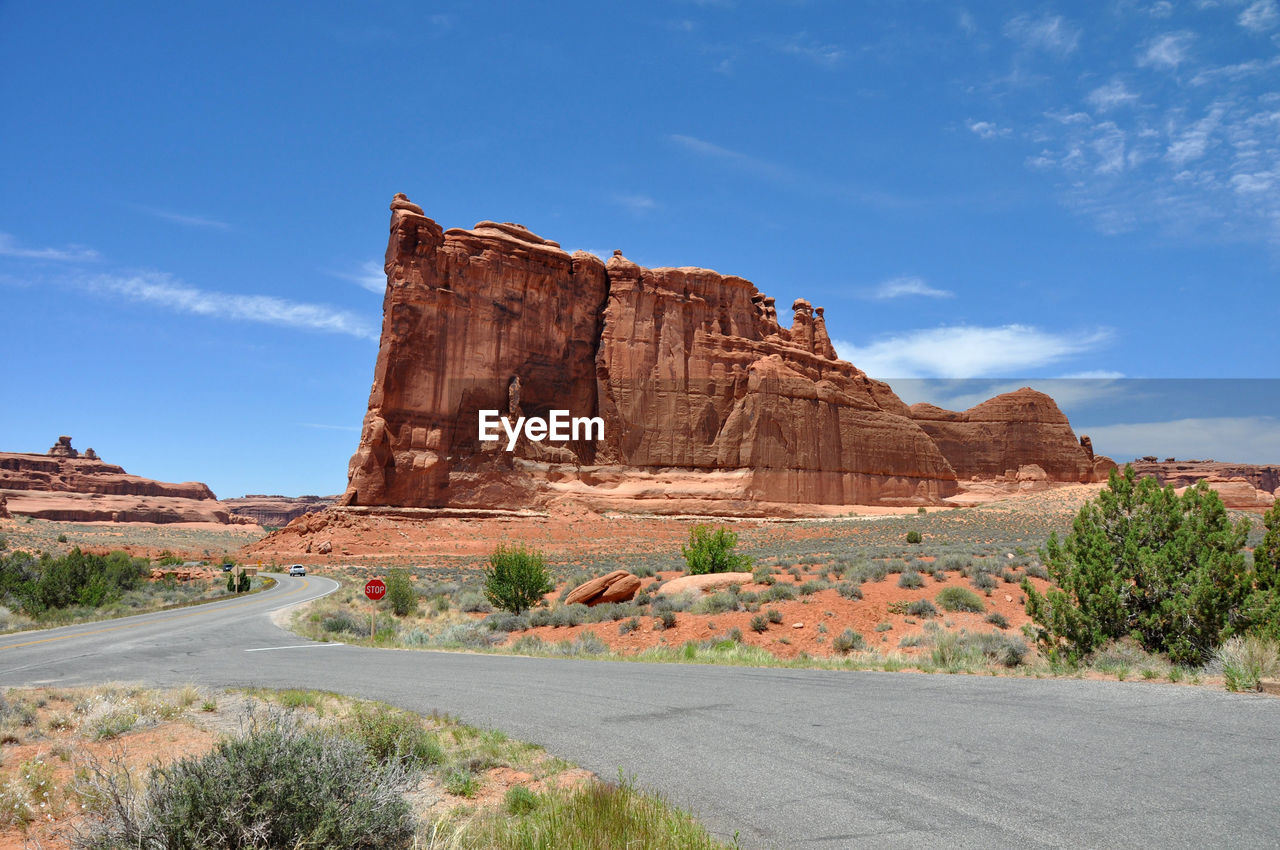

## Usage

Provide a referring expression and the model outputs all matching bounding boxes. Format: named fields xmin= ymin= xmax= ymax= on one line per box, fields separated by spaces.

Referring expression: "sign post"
xmin=364 ymin=578 xmax=386 ymax=639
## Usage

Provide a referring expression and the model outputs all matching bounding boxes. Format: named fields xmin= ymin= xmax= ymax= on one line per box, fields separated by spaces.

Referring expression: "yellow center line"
xmin=0 ymin=577 xmax=314 ymax=652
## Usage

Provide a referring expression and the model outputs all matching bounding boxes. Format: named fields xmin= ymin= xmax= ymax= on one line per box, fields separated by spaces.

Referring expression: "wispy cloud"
xmin=134 ymin=206 xmax=232 ymax=230
xmin=1003 ymin=13 xmax=1081 ymax=56
xmin=775 ymin=33 xmax=845 ymax=68
xmin=1087 ymin=79 xmax=1140 ymax=111
xmin=1239 ymin=0 xmax=1279 ymax=31
xmin=0 ymin=233 xmax=100 ymax=263
xmin=831 ymin=324 xmax=1112 ymax=379
xmin=1078 ymin=416 xmax=1280 ymax=463
xmin=329 ymin=260 xmax=386 ymax=293
xmin=865 ymin=276 xmax=955 ymax=300
xmin=669 ymin=134 xmax=798 ymax=184
xmin=89 ymin=272 xmax=379 ymax=340
xmin=967 ymin=119 xmax=1011 ymax=139
xmin=613 ymin=194 xmax=659 ymax=214
xmin=1137 ymin=31 xmax=1194 ymax=69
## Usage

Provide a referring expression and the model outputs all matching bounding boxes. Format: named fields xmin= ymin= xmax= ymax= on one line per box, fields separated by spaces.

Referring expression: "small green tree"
xmin=906 ymin=530 xmax=922 ymax=544
xmin=227 ymin=572 xmax=235 ymax=593
xmin=236 ymin=571 xmax=251 ymax=593
xmin=386 ymin=569 xmax=416 ymax=617
xmin=1023 ymin=465 xmax=1252 ymax=665
xmin=1245 ymin=500 xmax=1280 ymax=640
xmin=483 ymin=545 xmax=553 ymax=615
xmin=681 ymin=525 xmax=752 ymax=575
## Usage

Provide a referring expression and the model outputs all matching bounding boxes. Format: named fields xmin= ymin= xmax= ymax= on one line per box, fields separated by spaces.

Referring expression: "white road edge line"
xmin=244 ymin=644 xmax=345 ymax=652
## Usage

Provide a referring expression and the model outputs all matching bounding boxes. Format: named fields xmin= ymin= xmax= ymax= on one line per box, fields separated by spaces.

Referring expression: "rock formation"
xmin=1129 ymin=459 xmax=1279 ymax=510
xmin=564 ymin=570 xmax=641 ymax=606
xmin=0 ymin=437 xmax=254 ymax=525
xmin=910 ymin=389 xmax=1113 ymax=483
xmin=341 ymin=195 xmax=1109 ymax=513
xmin=222 ymin=495 xmax=338 ymax=527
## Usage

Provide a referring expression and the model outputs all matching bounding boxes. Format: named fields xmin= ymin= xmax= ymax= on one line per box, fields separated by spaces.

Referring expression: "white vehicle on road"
xmin=288 ymin=564 xmax=307 ymax=576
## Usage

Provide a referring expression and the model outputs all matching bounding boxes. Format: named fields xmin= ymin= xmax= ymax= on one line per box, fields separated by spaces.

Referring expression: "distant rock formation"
xmin=910 ymin=389 xmax=1115 ymax=483
xmin=222 ymin=494 xmax=339 ymax=527
xmin=0 ymin=437 xmax=254 ymax=525
xmin=340 ymin=195 xmax=1113 ymax=514
xmin=1129 ymin=459 xmax=1278 ymax=510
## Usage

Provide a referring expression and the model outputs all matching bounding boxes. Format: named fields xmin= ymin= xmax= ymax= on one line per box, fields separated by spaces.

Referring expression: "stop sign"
xmin=364 ymin=578 xmax=387 ymax=601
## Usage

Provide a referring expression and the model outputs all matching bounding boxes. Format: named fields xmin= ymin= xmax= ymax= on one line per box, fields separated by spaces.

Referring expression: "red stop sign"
xmin=364 ymin=578 xmax=387 ymax=601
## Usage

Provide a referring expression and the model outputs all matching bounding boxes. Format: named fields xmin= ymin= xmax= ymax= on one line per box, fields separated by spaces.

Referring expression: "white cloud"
xmin=776 ymin=34 xmax=845 ymax=68
xmin=831 ymin=324 xmax=1113 ymax=379
xmin=967 ymin=119 xmax=1011 ymax=139
xmin=329 ymin=260 xmax=385 ymax=293
xmin=1003 ymin=13 xmax=1081 ymax=56
xmin=1137 ymin=31 xmax=1194 ymax=69
xmin=866 ymin=276 xmax=955 ymax=300
xmin=1087 ymin=80 xmax=1140 ymax=111
xmin=1239 ymin=0 xmax=1279 ymax=31
xmin=958 ymin=9 xmax=978 ymax=36
xmin=614 ymin=194 xmax=659 ymax=214
xmin=90 ymin=272 xmax=379 ymax=340
xmin=1078 ymin=416 xmax=1280 ymax=463
xmin=1165 ymin=102 xmax=1225 ymax=165
xmin=134 ymin=206 xmax=232 ymax=230
xmin=0 ymin=233 xmax=100 ymax=262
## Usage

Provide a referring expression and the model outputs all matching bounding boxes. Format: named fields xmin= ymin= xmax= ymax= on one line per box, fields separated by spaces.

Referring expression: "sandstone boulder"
xmin=565 ymin=570 xmax=641 ymax=606
xmin=317 ymin=540 xmax=333 ymax=554
xmin=656 ymin=572 xmax=754 ymax=596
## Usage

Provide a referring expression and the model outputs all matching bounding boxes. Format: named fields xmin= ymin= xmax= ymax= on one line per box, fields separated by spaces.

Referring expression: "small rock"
xmin=1005 ymin=594 xmax=1013 ymax=603
xmin=318 ymin=540 xmax=333 ymax=554
xmin=792 ymin=622 xmax=804 ymax=629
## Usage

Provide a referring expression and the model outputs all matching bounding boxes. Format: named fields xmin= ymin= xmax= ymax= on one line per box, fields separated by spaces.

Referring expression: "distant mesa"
xmin=333 ymin=195 xmax=1119 ymax=516
xmin=0 ymin=436 xmax=256 ymax=525
xmin=222 ymin=494 xmax=339 ymax=527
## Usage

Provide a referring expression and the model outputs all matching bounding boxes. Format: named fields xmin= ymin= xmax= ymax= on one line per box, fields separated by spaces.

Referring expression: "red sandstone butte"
xmin=0 ymin=436 xmax=253 ymax=525
xmin=341 ymin=194 xmax=1108 ymax=513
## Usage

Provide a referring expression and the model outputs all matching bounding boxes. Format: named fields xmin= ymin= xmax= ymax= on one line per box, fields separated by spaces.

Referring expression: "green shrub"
xmin=692 ymin=591 xmax=739 ymax=615
xmin=386 ymin=569 xmax=416 ymax=617
xmin=906 ymin=531 xmax=922 ymax=544
xmin=936 ymin=586 xmax=986 ymax=613
xmin=681 ymin=525 xmax=751 ymax=575
xmin=971 ymin=573 xmax=997 ymax=591
xmin=898 ymin=571 xmax=924 ymax=589
xmin=832 ymin=628 xmax=865 ymax=654
xmin=655 ymin=610 xmax=676 ymax=630
xmin=986 ymin=612 xmax=1010 ymax=629
xmin=343 ymin=703 xmax=444 ymax=769
xmin=749 ymin=614 xmax=769 ymax=633
xmin=1244 ymin=501 xmax=1280 ymax=640
xmin=760 ymin=584 xmax=796 ymax=603
xmin=77 ymin=716 xmax=415 ymax=849
xmin=766 ymin=608 xmax=783 ymax=624
xmin=1024 ymin=466 xmax=1253 ymax=665
xmin=504 ymin=785 xmax=539 ymax=815
xmin=836 ymin=581 xmax=863 ymax=600
xmin=483 ymin=545 xmax=554 ymax=615
xmin=906 ymin=599 xmax=938 ymax=618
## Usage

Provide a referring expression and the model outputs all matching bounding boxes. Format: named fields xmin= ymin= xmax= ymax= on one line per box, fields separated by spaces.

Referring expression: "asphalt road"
xmin=2 ymin=574 xmax=1278 ymax=848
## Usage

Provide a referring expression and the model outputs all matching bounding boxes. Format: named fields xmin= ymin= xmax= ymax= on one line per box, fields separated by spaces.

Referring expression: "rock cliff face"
xmin=1128 ymin=459 xmax=1278 ymax=510
xmin=910 ymin=390 xmax=1112 ymax=483
xmin=342 ymin=196 xmax=1101 ymax=512
xmin=222 ymin=495 xmax=339 ymax=527
xmin=0 ymin=438 xmax=251 ymax=524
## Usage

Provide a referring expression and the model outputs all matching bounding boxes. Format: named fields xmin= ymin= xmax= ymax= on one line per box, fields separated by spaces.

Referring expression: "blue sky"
xmin=2 ymin=1 xmax=1277 ymax=498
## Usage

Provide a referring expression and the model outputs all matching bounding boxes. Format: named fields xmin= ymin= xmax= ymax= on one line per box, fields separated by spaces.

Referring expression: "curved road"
xmin=2 ymin=575 xmax=1277 ymax=848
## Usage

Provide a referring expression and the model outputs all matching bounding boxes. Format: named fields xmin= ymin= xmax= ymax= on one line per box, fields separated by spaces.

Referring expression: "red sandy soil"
xmin=510 ymin=569 xmax=1046 ymax=660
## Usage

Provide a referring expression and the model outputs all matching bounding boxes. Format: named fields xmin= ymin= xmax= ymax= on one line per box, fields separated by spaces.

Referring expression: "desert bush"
xmin=483 ymin=611 xmax=529 ymax=633
xmin=906 ymin=599 xmax=938 ymax=619
xmin=1218 ymin=635 xmax=1280 ymax=692
xmin=1023 ymin=563 xmax=1049 ymax=580
xmin=936 ymin=586 xmax=986 ymax=613
xmin=798 ymin=579 xmax=829 ymax=596
xmin=484 ymin=545 xmax=554 ymax=615
xmin=681 ymin=525 xmax=751 ymax=575
xmin=504 ymin=785 xmax=539 ymax=816
xmin=836 ymin=581 xmax=863 ymax=600
xmin=1024 ymin=466 xmax=1253 ymax=665
xmin=1244 ymin=501 xmax=1280 ymax=640
xmin=986 ymin=612 xmax=1010 ymax=629
xmin=74 ymin=714 xmax=415 ymax=849
xmin=760 ymin=584 xmax=796 ymax=603
xmin=692 ymin=591 xmax=739 ymax=615
xmin=433 ymin=622 xmax=495 ymax=648
xmin=766 ymin=608 xmax=783 ymax=625
xmin=832 ymin=628 xmax=865 ymax=654
xmin=752 ymin=564 xmax=776 ymax=585
xmin=549 ymin=604 xmax=590 ymax=628
xmin=619 ymin=617 xmax=641 ymax=635
xmin=386 ymin=568 xmax=416 ymax=617
xmin=457 ymin=591 xmax=493 ymax=613
xmin=655 ymin=610 xmax=677 ymax=630
xmin=932 ymin=630 xmax=1027 ymax=669
xmin=749 ymin=614 xmax=769 ymax=633
xmin=343 ymin=703 xmax=444 ymax=769
xmin=971 ymin=573 xmax=997 ymax=591
xmin=906 ymin=530 xmax=922 ymax=544
xmin=898 ymin=571 xmax=924 ymax=589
